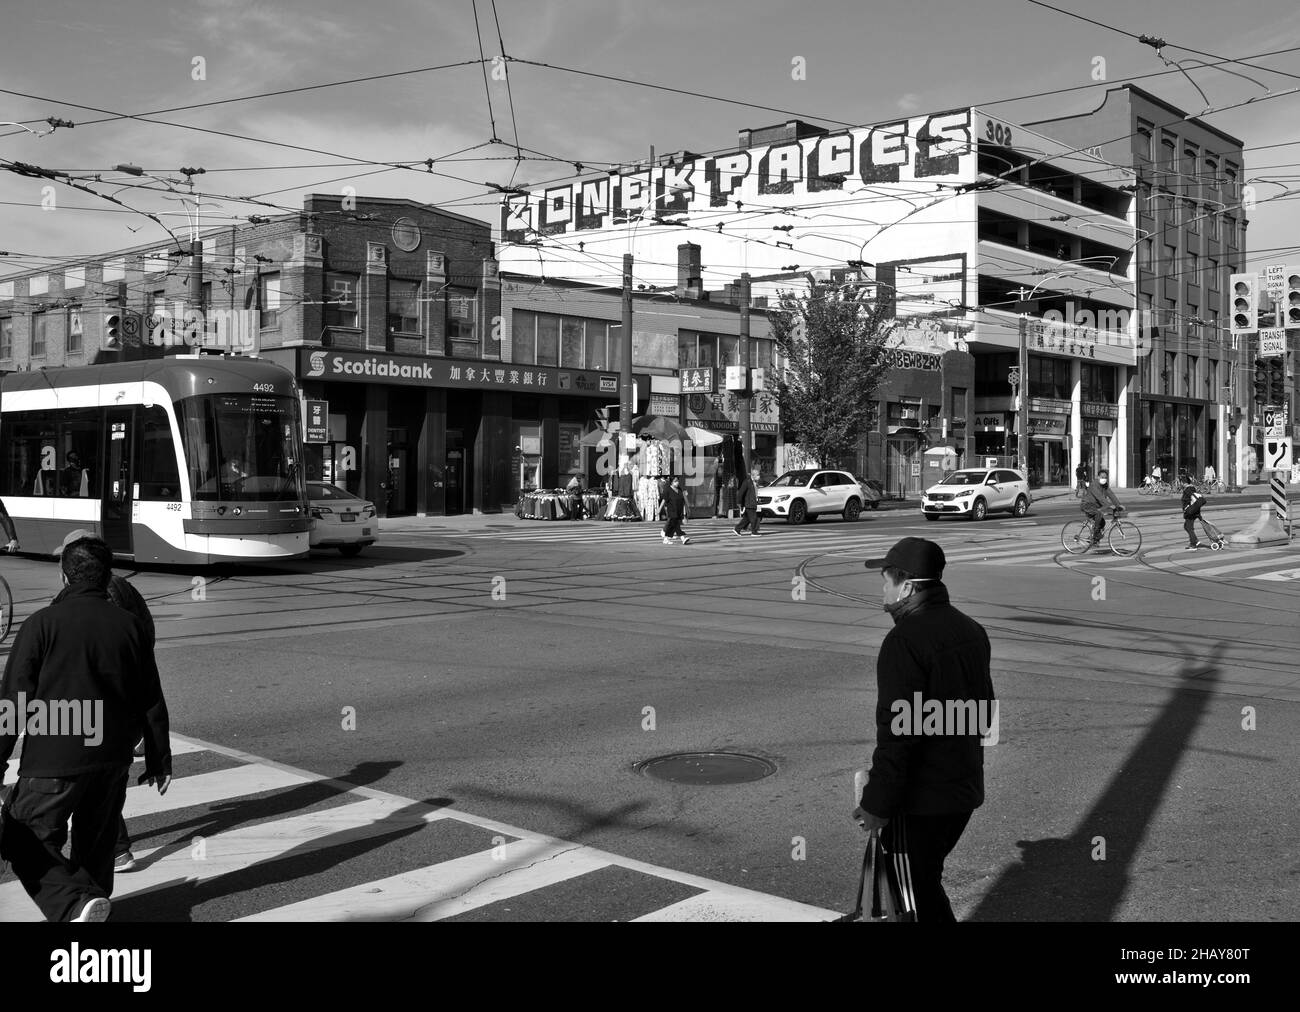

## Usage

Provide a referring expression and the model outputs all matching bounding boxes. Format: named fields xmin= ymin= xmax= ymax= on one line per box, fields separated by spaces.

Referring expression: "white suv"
xmin=921 ymin=468 xmax=1031 ymax=521
xmin=757 ymin=469 xmax=870 ymax=524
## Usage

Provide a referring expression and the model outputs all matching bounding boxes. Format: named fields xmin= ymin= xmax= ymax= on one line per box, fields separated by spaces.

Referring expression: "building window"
xmin=951 ymin=386 xmax=967 ymax=425
xmin=512 ymin=309 xmax=621 ymax=370
xmin=1208 ymin=207 xmax=1220 ymax=241
xmin=1028 ymin=355 xmax=1070 ymax=400
xmin=1224 ymin=215 xmax=1237 ymax=251
xmin=1208 ymin=259 xmax=1219 ymax=293
xmin=677 ymin=333 xmax=717 ymax=369
xmin=1136 ymin=121 xmax=1154 ymax=165
xmin=1224 ymin=162 xmax=1239 ymax=199
xmin=0 ymin=316 xmax=12 ymax=359
xmin=446 ymin=287 xmax=477 ymax=346
xmin=387 ymin=279 xmax=420 ymax=335
xmin=32 ymin=312 xmax=47 ymax=356
xmin=259 ymin=273 xmax=281 ymax=329
xmin=1188 ymin=251 xmax=1199 ymax=290
xmin=887 ymin=398 xmax=922 ymax=429
xmin=1185 ymin=355 xmax=1196 ymax=397
xmin=67 ymin=306 xmax=83 ymax=354
xmin=1081 ymin=363 xmax=1116 ymax=402
xmin=1185 ymin=200 xmax=1199 ymax=235
xmin=325 ymin=272 xmax=359 ymax=329
xmin=1163 ymin=350 xmax=1176 ymax=396
xmin=560 ymin=316 xmax=583 ymax=368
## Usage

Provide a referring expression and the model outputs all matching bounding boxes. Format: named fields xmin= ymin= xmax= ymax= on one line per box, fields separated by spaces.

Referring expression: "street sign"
xmin=304 ymin=399 xmax=329 ymax=443
xmin=1260 ymin=327 xmax=1286 ymax=357
xmin=1265 ymin=264 xmax=1287 ymax=301
xmin=1264 ymin=435 xmax=1292 ymax=471
xmin=1264 ymin=407 xmax=1286 ymax=438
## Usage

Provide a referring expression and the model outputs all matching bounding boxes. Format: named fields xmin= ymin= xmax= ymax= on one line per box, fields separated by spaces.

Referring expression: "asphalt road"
xmin=0 ymin=492 xmax=1296 ymax=921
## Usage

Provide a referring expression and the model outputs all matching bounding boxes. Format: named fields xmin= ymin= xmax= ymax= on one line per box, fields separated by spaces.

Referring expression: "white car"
xmin=308 ymin=482 xmax=378 ymax=556
xmin=757 ymin=469 xmax=873 ymax=524
xmin=921 ymin=468 xmax=1031 ymax=521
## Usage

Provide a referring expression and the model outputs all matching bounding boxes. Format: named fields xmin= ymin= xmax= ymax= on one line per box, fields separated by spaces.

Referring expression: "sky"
xmin=3 ymin=0 xmax=1300 ymax=284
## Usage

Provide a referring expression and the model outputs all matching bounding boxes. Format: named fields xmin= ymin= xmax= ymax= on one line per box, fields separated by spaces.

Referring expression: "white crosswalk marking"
xmin=0 ymin=735 xmax=839 ymax=923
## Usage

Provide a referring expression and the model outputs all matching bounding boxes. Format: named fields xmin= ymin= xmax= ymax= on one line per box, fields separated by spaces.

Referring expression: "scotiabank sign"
xmin=299 ymin=349 xmax=625 ymax=396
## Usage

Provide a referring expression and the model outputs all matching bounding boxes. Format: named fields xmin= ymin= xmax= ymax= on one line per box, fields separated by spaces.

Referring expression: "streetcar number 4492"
xmin=252 ymin=383 xmax=276 ymax=392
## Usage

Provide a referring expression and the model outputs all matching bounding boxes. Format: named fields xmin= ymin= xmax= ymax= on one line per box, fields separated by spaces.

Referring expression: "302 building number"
xmin=985 ymin=119 xmax=1013 ymax=147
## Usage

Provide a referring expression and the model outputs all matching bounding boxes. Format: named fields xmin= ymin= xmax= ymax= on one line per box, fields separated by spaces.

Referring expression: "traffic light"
xmin=104 ymin=311 xmax=123 ymax=349
xmin=1253 ymin=358 xmax=1269 ymax=405
xmin=1268 ymin=356 xmax=1286 ymax=404
xmin=1286 ymin=268 xmax=1300 ymax=329
xmin=1230 ymin=273 xmax=1259 ymax=335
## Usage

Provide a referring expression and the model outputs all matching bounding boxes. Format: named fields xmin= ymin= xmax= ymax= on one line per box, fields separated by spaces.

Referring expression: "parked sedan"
xmin=920 ymin=468 xmax=1031 ymax=521
xmin=757 ymin=469 xmax=871 ymax=524
xmin=308 ymin=482 xmax=378 ymax=556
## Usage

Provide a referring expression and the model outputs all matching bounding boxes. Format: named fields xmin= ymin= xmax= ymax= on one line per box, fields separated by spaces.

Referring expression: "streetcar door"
xmin=102 ymin=408 xmax=134 ymax=555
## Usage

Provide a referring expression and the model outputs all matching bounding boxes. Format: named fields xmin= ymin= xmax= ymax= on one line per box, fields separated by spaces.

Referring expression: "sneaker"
xmin=680 ymin=537 xmax=690 ymax=544
xmin=750 ymin=533 xmax=762 ymax=538
xmin=71 ymin=896 xmax=111 ymax=923
xmin=662 ymin=537 xmax=672 ymax=544
xmin=114 ymin=852 xmax=137 ymax=872
xmin=733 ymin=530 xmax=745 ymax=537
xmin=1185 ymin=543 xmax=1203 ymax=551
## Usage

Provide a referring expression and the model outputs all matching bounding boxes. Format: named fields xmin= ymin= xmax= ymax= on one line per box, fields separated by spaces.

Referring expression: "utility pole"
xmin=620 ymin=253 xmax=634 ymax=465
xmin=739 ymin=272 xmax=752 ymax=473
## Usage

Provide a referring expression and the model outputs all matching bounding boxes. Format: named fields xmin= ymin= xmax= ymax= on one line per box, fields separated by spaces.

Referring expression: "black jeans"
xmin=734 ymin=508 xmax=761 ymax=534
xmin=663 ymin=516 xmax=684 ymax=539
xmin=0 ymin=765 xmax=130 ymax=921
xmin=879 ymin=811 xmax=973 ymax=922
xmin=1084 ymin=509 xmax=1106 ymax=543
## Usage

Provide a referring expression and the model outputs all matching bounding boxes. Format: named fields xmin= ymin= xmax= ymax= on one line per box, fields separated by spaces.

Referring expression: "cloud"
xmin=897 ymin=93 xmax=922 ymax=114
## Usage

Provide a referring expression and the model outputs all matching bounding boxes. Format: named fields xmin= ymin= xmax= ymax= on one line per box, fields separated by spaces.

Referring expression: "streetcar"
xmin=0 ymin=355 xmax=311 ymax=564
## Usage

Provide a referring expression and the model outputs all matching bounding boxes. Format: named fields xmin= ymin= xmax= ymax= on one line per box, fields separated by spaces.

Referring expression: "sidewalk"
xmin=377 ymin=484 xmax=1285 ymax=534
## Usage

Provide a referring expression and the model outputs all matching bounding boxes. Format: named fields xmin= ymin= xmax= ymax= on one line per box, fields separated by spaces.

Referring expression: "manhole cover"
xmin=635 ymin=752 xmax=777 ymax=785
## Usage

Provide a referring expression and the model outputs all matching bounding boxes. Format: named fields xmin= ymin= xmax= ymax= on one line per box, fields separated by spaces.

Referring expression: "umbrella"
xmin=684 ymin=425 xmax=724 ymax=447
xmin=629 ymin=414 xmax=689 ymax=441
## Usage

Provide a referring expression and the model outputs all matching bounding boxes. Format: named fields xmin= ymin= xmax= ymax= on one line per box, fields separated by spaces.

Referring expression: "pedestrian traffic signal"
xmin=1254 ymin=358 xmax=1269 ymax=405
xmin=104 ymin=311 xmax=123 ymax=348
xmin=1286 ymin=268 xmax=1300 ymax=328
xmin=1268 ymin=356 xmax=1286 ymax=404
xmin=1230 ymin=273 xmax=1259 ymax=334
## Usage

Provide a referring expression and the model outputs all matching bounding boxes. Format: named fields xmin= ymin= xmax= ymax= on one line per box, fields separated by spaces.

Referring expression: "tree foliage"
xmin=770 ymin=281 xmax=896 ymax=470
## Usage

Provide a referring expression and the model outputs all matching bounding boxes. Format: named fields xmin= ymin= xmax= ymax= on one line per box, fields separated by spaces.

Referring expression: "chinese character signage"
xmin=299 ymin=349 xmax=636 ymax=399
xmin=305 ymin=400 xmax=329 ymax=443
xmin=680 ymin=367 xmax=715 ymax=393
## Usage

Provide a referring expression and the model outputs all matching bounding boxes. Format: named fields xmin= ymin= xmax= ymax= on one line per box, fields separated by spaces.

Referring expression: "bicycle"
xmin=0 ymin=571 xmax=12 ymax=645
xmin=1139 ymin=480 xmax=1172 ymax=496
xmin=1061 ymin=510 xmax=1142 ymax=557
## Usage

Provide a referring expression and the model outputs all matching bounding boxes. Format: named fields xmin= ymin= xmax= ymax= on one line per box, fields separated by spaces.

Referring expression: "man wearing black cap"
xmin=853 ymin=537 xmax=995 ymax=922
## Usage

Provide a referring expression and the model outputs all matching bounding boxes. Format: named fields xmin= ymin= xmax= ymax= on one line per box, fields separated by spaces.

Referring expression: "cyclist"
xmin=0 ymin=497 xmax=18 ymax=553
xmin=1080 ymin=468 xmax=1124 ymax=548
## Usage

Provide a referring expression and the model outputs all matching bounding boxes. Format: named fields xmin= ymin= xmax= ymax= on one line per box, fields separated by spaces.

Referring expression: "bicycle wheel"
xmin=1108 ymin=520 xmax=1142 ymax=557
xmin=1061 ymin=519 xmax=1095 ymax=554
xmin=0 ymin=573 xmax=11 ymax=644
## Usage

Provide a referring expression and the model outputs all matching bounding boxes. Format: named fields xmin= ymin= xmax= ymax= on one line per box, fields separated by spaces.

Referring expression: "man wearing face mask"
xmin=852 ymin=538 xmax=995 ymax=921
xmin=1080 ymin=467 xmax=1124 ymax=548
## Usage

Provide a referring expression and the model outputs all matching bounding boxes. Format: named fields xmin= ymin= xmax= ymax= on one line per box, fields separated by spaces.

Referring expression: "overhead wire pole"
xmin=621 ymin=253 xmax=634 ymax=468
xmin=739 ymin=273 xmax=752 ymax=473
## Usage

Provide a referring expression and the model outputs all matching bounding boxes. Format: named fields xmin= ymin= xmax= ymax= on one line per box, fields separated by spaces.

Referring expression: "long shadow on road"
xmin=967 ymin=642 xmax=1225 ymax=921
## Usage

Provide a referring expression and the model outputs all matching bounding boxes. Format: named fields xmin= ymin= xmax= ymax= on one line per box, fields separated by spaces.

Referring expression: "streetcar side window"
xmin=59 ymin=408 xmax=99 ymax=498
xmin=2 ymin=415 xmax=55 ymax=497
xmin=138 ymin=406 xmax=181 ymax=501
xmin=0 ymin=410 xmax=97 ymax=498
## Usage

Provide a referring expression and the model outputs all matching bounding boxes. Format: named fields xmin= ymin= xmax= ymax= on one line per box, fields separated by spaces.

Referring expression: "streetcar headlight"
xmin=232 ymin=507 xmax=242 ymax=516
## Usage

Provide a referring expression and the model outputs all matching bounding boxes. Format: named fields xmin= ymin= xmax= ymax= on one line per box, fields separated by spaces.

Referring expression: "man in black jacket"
xmin=854 ymin=538 xmax=996 ymax=922
xmin=732 ymin=466 xmax=761 ymax=537
xmin=0 ymin=536 xmax=171 ymax=922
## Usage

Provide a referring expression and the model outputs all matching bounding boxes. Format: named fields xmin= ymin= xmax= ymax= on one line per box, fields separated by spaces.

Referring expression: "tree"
xmin=770 ymin=279 xmax=896 ymax=470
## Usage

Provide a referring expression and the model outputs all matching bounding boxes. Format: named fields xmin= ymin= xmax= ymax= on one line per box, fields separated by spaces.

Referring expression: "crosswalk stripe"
xmin=120 ymin=762 xmax=318 ymax=818
xmin=238 ymin=839 xmax=611 ymax=922
xmin=632 ymin=889 xmax=829 ymax=922
xmin=2 ymin=734 xmax=209 ymax=788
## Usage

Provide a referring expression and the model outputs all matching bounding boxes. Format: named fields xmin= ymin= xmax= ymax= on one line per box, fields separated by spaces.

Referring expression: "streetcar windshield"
xmin=180 ymin=393 xmax=305 ymax=501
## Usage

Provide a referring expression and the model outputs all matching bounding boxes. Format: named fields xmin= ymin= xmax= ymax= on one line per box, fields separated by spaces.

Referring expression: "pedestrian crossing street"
xmin=413 ymin=516 xmax=1300 ymax=582
xmin=0 ymin=735 xmax=837 ymax=922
